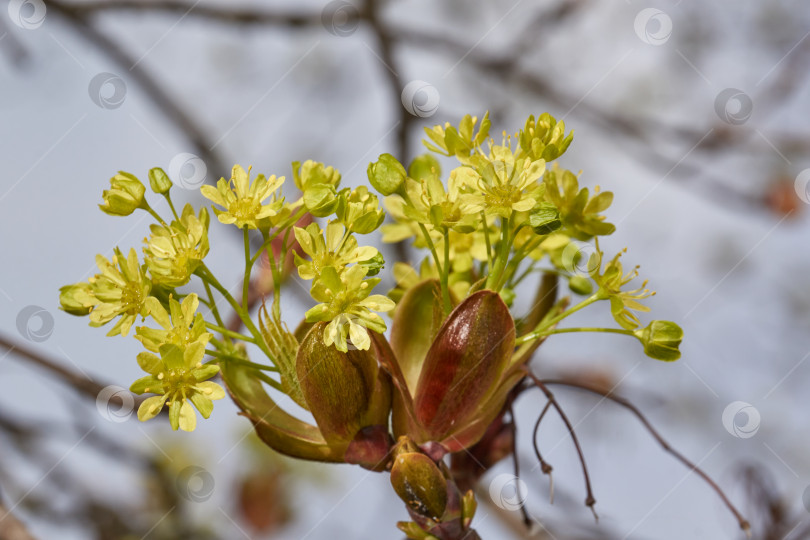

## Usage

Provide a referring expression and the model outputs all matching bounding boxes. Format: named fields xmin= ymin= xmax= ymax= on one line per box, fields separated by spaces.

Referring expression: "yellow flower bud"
xmin=99 ymin=171 xmax=146 ymax=216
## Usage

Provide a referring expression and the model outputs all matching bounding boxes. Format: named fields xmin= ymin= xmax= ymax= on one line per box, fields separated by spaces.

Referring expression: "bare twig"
xmin=531 ymin=400 xmax=555 ymax=504
xmin=0 ymin=332 xmax=144 ymax=407
xmin=522 ymin=367 xmax=598 ymax=521
xmin=507 ymin=402 xmax=532 ymax=528
xmin=0 ymin=332 xmax=107 ymax=400
xmin=540 ymin=378 xmax=751 ymax=535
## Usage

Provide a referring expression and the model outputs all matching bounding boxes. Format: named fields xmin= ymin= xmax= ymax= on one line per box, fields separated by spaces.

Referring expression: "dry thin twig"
xmin=540 ymin=378 xmax=751 ymax=536
xmin=531 ymin=400 xmax=555 ymax=504
xmin=522 ymin=367 xmax=598 ymax=521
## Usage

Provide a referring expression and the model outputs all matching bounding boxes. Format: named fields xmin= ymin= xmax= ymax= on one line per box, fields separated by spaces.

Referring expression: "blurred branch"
xmin=389 ymin=28 xmax=790 ymax=213
xmin=50 ymin=1 xmax=331 ymax=27
xmin=0 ymin=332 xmax=143 ymax=406
xmin=0 ymin=332 xmax=108 ymax=400
xmin=0 ymin=504 xmax=38 ymax=540
xmin=44 ymin=0 xmax=228 ymax=179
xmin=0 ymin=18 xmax=30 ymax=68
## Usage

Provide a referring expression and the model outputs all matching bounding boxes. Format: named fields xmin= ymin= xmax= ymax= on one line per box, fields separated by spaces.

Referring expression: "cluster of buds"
xmin=59 ymin=112 xmax=683 ymax=539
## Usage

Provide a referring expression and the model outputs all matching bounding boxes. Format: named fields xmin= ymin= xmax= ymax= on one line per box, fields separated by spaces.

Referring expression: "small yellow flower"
xmin=293 ymin=221 xmax=378 ymax=281
xmin=337 ymin=186 xmax=385 ymax=234
xmin=143 ymin=204 xmax=209 ymax=287
xmin=589 ymin=242 xmax=655 ymax=330
xmin=135 ymin=294 xmax=209 ymax=353
xmin=396 ymin=167 xmax=478 ymax=232
xmin=461 ymin=147 xmax=546 ymax=218
xmin=201 ymin=164 xmax=284 ymax=229
xmin=130 ymin=341 xmax=224 ymax=432
xmin=305 ymin=265 xmax=395 ymax=352
xmin=87 ymin=248 xmax=152 ymax=336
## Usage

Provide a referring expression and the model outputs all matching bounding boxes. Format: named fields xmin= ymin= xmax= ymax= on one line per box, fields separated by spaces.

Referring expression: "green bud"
xmin=367 ymin=153 xmax=407 ymax=196
xmin=568 ymin=275 xmax=593 ymax=295
xmin=408 ymin=154 xmax=441 ymax=184
xmin=292 ymin=160 xmax=341 ymax=191
xmin=634 ymin=320 xmax=683 ymax=361
xmin=396 ymin=521 xmax=435 ymax=540
xmin=148 ymin=167 xmax=172 ymax=194
xmin=99 ymin=171 xmax=146 ymax=216
xmin=303 ymin=184 xmax=339 ymax=217
xmin=529 ymin=203 xmax=561 ymax=235
xmin=337 ymin=186 xmax=385 ymax=234
xmin=413 ymin=291 xmax=515 ymax=443
xmin=296 ymin=322 xmax=391 ymax=446
xmin=58 ymin=283 xmax=96 ymax=316
xmin=390 ymin=442 xmax=448 ymax=521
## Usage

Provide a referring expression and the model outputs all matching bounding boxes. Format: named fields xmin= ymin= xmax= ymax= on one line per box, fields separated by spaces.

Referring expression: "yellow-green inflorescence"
xmin=58 ymin=111 xmax=684 ymax=437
